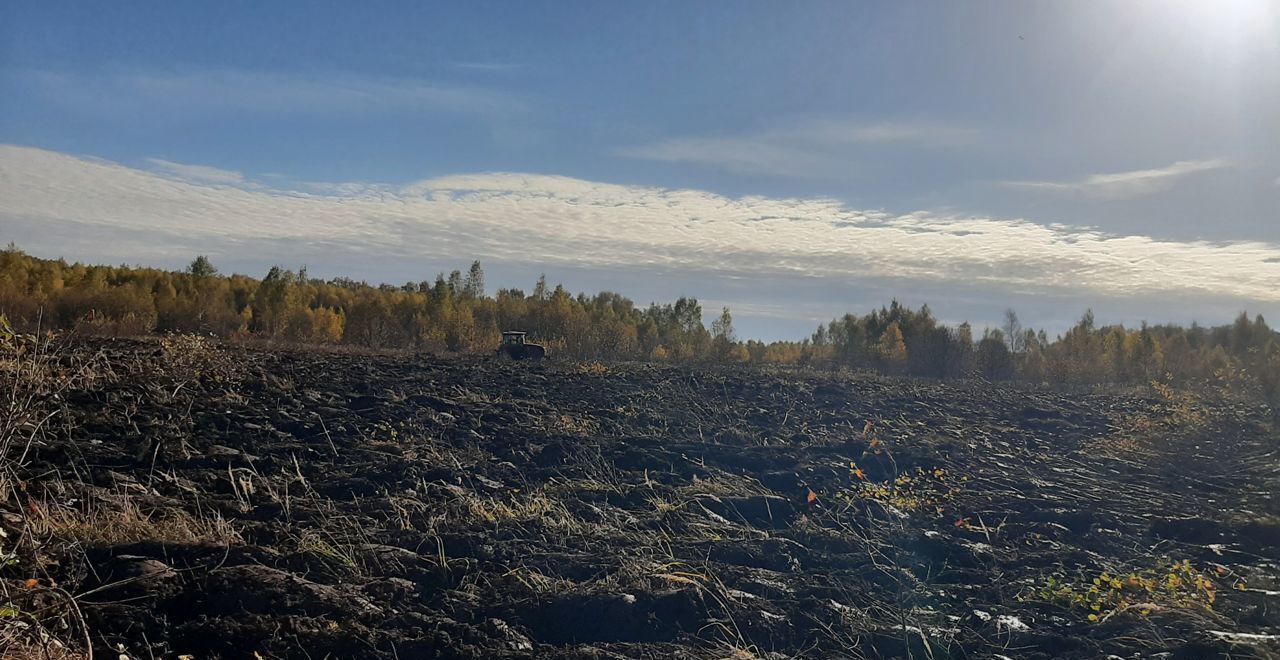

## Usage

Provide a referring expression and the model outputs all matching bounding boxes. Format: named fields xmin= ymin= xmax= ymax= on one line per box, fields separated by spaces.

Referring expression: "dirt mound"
xmin=2 ymin=338 xmax=1277 ymax=658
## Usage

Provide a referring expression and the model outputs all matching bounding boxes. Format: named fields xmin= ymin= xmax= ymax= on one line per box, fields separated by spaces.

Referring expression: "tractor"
xmin=495 ymin=331 xmax=546 ymax=360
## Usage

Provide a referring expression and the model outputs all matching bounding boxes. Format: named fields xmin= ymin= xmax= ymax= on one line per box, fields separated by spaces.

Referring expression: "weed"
xmin=836 ymin=465 xmax=959 ymax=515
xmin=1095 ymin=377 xmax=1208 ymax=453
xmin=1028 ymin=559 xmax=1220 ymax=621
xmin=158 ymin=333 xmax=236 ymax=397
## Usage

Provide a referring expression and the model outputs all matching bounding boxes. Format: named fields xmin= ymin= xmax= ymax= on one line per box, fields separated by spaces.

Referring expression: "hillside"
xmin=2 ymin=337 xmax=1278 ymax=658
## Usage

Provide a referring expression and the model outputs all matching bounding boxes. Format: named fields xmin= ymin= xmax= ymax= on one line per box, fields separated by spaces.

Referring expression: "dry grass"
xmin=1 ymin=327 xmax=104 ymax=468
xmin=27 ymin=494 xmax=240 ymax=547
xmin=462 ymin=490 xmax=579 ymax=530
xmin=679 ymin=473 xmax=773 ymax=498
xmin=573 ymin=361 xmax=610 ymax=376
xmin=540 ymin=413 xmax=599 ymax=437
xmin=156 ymin=333 xmax=240 ymax=400
xmin=0 ymin=326 xmax=103 ymax=659
xmin=502 ymin=565 xmax=577 ymax=596
xmin=293 ymin=528 xmax=362 ymax=572
xmin=0 ymin=623 xmax=89 ymax=660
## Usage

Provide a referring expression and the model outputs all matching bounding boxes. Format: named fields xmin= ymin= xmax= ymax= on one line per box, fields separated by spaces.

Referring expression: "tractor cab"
xmin=496 ymin=331 xmax=546 ymax=360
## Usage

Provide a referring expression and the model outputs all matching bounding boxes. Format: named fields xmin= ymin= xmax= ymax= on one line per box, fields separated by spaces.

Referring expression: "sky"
xmin=2 ymin=0 xmax=1278 ymax=340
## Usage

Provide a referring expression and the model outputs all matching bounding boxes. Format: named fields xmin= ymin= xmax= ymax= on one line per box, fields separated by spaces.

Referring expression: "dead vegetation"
xmin=0 ymin=334 xmax=1276 ymax=658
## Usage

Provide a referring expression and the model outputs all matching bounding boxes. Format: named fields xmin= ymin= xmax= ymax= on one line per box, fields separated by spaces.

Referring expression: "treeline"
xmin=801 ymin=302 xmax=1278 ymax=390
xmin=0 ymin=248 xmax=717 ymax=361
xmin=1 ymin=246 xmax=1276 ymax=407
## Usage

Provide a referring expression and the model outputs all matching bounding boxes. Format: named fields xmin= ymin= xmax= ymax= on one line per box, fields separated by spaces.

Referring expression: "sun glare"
xmin=1164 ymin=0 xmax=1277 ymax=47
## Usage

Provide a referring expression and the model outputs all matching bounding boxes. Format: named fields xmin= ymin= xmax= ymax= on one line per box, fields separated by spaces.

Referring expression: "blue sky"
xmin=2 ymin=1 xmax=1278 ymax=339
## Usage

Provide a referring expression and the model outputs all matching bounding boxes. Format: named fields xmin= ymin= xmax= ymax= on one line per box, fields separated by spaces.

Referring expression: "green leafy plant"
xmin=1029 ymin=559 xmax=1219 ymax=621
xmin=835 ymin=464 xmax=959 ymax=514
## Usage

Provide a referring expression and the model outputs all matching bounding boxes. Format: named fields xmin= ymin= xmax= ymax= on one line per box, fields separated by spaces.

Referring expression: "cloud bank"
xmin=2 ymin=145 xmax=1278 ymax=308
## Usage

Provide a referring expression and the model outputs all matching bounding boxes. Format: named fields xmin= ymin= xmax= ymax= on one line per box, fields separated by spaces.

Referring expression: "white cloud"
xmin=2 ymin=145 xmax=1279 ymax=305
xmin=618 ymin=118 xmax=978 ymax=177
xmin=1002 ymin=159 xmax=1230 ymax=201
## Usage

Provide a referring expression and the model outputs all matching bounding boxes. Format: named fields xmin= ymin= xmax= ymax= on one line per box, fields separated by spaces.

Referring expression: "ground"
xmin=2 ymin=337 xmax=1278 ymax=659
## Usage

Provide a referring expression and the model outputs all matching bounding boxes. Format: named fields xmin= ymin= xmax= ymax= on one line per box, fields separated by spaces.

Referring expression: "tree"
xmin=1057 ymin=309 xmax=1103 ymax=384
xmin=310 ymin=307 xmax=345 ymax=343
xmin=1003 ymin=309 xmax=1023 ymax=353
xmin=833 ymin=315 xmax=870 ymax=368
xmin=955 ymin=322 xmax=976 ymax=375
xmin=6 ymin=246 xmax=1280 ymax=400
xmin=711 ymin=307 xmax=736 ymax=362
xmin=812 ymin=324 xmax=828 ymax=347
xmin=447 ymin=270 xmax=464 ymax=298
xmin=976 ymin=331 xmax=1014 ymax=380
xmin=1232 ymin=311 xmax=1254 ymax=355
xmin=463 ymin=261 xmax=485 ymax=299
xmin=189 ymin=255 xmax=218 ymax=278
xmin=877 ymin=322 xmax=907 ymax=370
xmin=533 ymin=274 xmax=549 ymax=301
xmin=251 ymin=266 xmax=293 ymax=335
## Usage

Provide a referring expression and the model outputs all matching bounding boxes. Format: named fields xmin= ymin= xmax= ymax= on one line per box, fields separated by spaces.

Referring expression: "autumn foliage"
xmin=0 ymin=246 xmax=1276 ymax=413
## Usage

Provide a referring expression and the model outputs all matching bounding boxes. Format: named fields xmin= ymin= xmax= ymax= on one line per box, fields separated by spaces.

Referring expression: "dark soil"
xmin=4 ymin=338 xmax=1279 ymax=659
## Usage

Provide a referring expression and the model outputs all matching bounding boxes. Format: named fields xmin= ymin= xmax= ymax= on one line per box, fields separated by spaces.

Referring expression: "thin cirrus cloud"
xmin=1001 ymin=159 xmax=1231 ymax=201
xmin=15 ymin=68 xmax=522 ymax=118
xmin=618 ymin=118 xmax=980 ymax=178
xmin=2 ymin=145 xmax=1279 ymax=307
